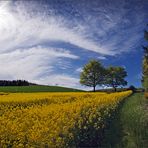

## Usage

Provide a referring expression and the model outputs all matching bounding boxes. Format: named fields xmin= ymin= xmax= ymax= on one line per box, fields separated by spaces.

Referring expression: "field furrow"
xmin=0 ymin=91 xmax=132 ymax=147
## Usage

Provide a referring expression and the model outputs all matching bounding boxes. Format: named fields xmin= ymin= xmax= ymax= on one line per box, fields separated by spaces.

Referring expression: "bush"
xmin=128 ymin=85 xmax=136 ymax=92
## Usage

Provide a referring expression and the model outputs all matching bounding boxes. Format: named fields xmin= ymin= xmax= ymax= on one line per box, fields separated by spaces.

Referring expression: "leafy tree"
xmin=142 ymin=30 xmax=148 ymax=91
xmin=80 ymin=60 xmax=105 ymax=92
xmin=128 ymin=85 xmax=136 ymax=92
xmin=105 ymin=66 xmax=127 ymax=91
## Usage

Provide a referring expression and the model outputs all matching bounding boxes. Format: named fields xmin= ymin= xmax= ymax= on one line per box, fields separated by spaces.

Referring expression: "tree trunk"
xmin=93 ymin=86 xmax=96 ymax=92
xmin=113 ymin=87 xmax=117 ymax=92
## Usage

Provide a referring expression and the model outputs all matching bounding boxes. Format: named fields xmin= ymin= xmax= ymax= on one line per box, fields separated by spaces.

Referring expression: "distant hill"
xmin=0 ymin=85 xmax=84 ymax=93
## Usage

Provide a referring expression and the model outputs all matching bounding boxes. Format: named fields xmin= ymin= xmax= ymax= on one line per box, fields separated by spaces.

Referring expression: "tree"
xmin=142 ymin=30 xmax=148 ymax=91
xmin=0 ymin=80 xmax=29 ymax=86
xmin=128 ymin=85 xmax=136 ymax=92
xmin=80 ymin=60 xmax=105 ymax=92
xmin=105 ymin=66 xmax=127 ymax=91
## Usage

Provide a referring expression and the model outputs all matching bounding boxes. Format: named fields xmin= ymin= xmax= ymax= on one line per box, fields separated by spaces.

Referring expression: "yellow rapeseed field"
xmin=0 ymin=91 xmax=132 ymax=147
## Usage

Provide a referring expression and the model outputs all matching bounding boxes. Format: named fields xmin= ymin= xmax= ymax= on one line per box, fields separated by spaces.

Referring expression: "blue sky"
xmin=0 ymin=0 xmax=147 ymax=89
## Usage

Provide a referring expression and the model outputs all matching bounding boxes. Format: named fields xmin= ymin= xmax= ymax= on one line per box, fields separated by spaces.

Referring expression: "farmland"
xmin=0 ymin=85 xmax=83 ymax=93
xmin=0 ymin=91 xmax=131 ymax=147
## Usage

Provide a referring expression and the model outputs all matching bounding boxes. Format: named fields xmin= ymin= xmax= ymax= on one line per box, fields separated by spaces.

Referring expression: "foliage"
xmin=105 ymin=66 xmax=127 ymax=91
xmin=142 ymin=30 xmax=148 ymax=91
xmin=80 ymin=60 xmax=105 ymax=92
xmin=80 ymin=60 xmax=127 ymax=92
xmin=0 ymin=80 xmax=29 ymax=86
xmin=0 ymin=91 xmax=132 ymax=147
xmin=128 ymin=85 xmax=137 ymax=92
xmin=143 ymin=77 xmax=148 ymax=91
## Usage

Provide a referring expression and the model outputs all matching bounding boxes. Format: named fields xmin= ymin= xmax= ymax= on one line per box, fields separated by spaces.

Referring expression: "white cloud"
xmin=0 ymin=0 xmax=146 ymax=89
xmin=0 ymin=1 xmax=115 ymax=89
xmin=97 ymin=56 xmax=106 ymax=60
xmin=34 ymin=74 xmax=80 ymax=88
xmin=33 ymin=74 xmax=92 ymax=90
xmin=0 ymin=46 xmax=78 ymax=81
xmin=76 ymin=67 xmax=83 ymax=73
xmin=0 ymin=1 xmax=115 ymax=55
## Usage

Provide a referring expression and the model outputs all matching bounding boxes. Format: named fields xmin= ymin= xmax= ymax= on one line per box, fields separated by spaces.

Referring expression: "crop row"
xmin=0 ymin=91 xmax=132 ymax=147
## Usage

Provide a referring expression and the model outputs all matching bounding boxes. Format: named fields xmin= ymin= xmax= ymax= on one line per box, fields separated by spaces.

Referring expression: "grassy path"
xmin=102 ymin=93 xmax=148 ymax=148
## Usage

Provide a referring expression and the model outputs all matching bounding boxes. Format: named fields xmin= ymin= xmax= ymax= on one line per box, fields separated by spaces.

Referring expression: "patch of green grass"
xmin=119 ymin=93 xmax=148 ymax=148
xmin=102 ymin=93 xmax=148 ymax=148
xmin=0 ymin=85 xmax=84 ymax=93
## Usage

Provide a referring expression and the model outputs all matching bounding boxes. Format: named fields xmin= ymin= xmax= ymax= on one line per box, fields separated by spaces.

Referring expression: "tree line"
xmin=0 ymin=80 xmax=30 ymax=86
xmin=80 ymin=60 xmax=127 ymax=92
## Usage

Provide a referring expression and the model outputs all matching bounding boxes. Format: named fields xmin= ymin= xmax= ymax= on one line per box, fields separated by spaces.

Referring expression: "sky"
xmin=0 ymin=0 xmax=147 ymax=90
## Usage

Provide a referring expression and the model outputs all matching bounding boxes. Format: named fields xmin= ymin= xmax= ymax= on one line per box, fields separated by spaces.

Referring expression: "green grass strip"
xmin=102 ymin=93 xmax=148 ymax=148
xmin=0 ymin=85 xmax=84 ymax=93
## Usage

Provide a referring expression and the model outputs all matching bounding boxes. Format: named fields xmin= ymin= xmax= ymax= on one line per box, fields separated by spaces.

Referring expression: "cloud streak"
xmin=0 ymin=1 xmax=115 ymax=55
xmin=0 ymin=0 xmax=147 ymax=88
xmin=0 ymin=46 xmax=78 ymax=81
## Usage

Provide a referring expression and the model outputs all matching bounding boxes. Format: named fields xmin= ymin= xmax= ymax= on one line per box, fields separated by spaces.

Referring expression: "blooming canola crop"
xmin=0 ymin=91 xmax=132 ymax=147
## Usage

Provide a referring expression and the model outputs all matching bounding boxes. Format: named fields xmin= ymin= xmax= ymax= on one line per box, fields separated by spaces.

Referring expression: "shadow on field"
xmin=101 ymin=110 xmax=124 ymax=148
xmin=101 ymin=95 xmax=132 ymax=148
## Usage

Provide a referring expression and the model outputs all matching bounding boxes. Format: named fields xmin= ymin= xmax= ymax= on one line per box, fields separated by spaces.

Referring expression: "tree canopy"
xmin=80 ymin=60 xmax=105 ymax=92
xmin=105 ymin=66 xmax=127 ymax=91
xmin=142 ymin=30 xmax=148 ymax=91
xmin=80 ymin=60 xmax=127 ymax=92
xmin=0 ymin=80 xmax=30 ymax=86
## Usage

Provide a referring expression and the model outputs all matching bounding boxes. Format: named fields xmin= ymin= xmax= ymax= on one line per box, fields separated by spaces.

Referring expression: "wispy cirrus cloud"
xmin=0 ymin=0 xmax=147 ymax=88
xmin=0 ymin=1 xmax=114 ymax=55
xmin=0 ymin=46 xmax=78 ymax=81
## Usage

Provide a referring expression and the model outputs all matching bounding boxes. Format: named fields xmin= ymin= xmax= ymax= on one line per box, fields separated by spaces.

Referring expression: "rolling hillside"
xmin=0 ymin=85 xmax=84 ymax=93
